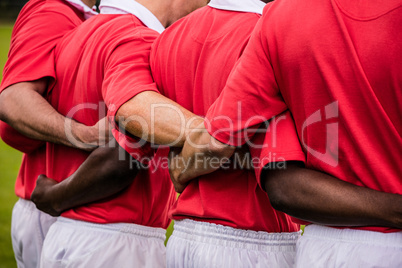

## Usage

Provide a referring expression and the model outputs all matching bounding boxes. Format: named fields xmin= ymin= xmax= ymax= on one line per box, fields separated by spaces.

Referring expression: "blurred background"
xmin=0 ymin=3 xmax=21 ymax=264
xmin=0 ymin=1 xmax=22 ymax=265
xmin=0 ymin=0 xmax=29 ymax=22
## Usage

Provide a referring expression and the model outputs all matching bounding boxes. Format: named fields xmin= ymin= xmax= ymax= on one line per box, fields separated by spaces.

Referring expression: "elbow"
xmin=266 ymin=187 xmax=288 ymax=212
xmin=264 ymin=177 xmax=293 ymax=214
xmin=115 ymin=103 xmax=145 ymax=139
xmin=114 ymin=101 xmax=135 ymax=128
xmin=0 ymin=87 xmax=17 ymax=122
xmin=262 ymin=162 xmax=304 ymax=214
xmin=115 ymin=99 xmax=143 ymax=126
xmin=115 ymin=108 xmax=127 ymax=125
xmin=0 ymin=87 xmax=19 ymax=123
xmin=267 ymin=191 xmax=289 ymax=213
xmin=0 ymin=90 xmax=9 ymax=121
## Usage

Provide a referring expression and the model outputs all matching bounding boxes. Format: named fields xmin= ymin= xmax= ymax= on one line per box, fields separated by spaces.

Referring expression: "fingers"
xmin=173 ymin=182 xmax=187 ymax=194
xmin=170 ymin=174 xmax=187 ymax=194
xmin=168 ymin=152 xmax=187 ymax=193
xmin=31 ymin=177 xmax=62 ymax=217
xmin=95 ymin=117 xmax=113 ymax=146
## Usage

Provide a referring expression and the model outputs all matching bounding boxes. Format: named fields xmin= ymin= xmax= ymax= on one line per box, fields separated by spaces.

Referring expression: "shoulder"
xmin=99 ymin=15 xmax=159 ymax=44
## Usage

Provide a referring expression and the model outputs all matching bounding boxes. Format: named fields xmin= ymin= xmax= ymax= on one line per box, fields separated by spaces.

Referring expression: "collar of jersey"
xmin=99 ymin=0 xmax=165 ymax=33
xmin=208 ymin=0 xmax=266 ymax=15
xmin=66 ymin=0 xmax=98 ymax=19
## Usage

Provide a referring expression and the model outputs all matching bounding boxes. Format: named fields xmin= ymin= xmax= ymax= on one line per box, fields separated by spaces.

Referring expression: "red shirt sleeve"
xmin=103 ymin=28 xmax=160 ymax=162
xmin=0 ymin=9 xmax=83 ymax=93
xmin=249 ymin=111 xmax=306 ymax=189
xmin=102 ymin=30 xmax=160 ymax=120
xmin=205 ymin=13 xmax=287 ymax=146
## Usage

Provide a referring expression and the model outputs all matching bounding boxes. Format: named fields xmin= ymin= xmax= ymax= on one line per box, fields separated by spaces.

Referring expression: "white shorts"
xmin=167 ymin=219 xmax=301 ymax=268
xmin=296 ymin=224 xmax=402 ymax=268
xmin=40 ymin=217 xmax=167 ymax=268
xmin=11 ymin=198 xmax=57 ymax=268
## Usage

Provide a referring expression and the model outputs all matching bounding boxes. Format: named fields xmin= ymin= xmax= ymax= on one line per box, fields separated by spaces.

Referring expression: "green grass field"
xmin=0 ymin=24 xmax=20 ymax=268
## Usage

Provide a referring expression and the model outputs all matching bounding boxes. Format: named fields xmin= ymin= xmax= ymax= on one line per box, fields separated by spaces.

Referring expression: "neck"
xmin=81 ymin=0 xmax=96 ymax=8
xmin=136 ymin=0 xmax=173 ymax=27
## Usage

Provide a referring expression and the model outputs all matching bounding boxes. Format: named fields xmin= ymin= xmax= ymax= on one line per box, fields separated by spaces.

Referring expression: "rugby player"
xmin=149 ymin=1 xmax=302 ymax=267
xmin=0 ymin=1 xmax=98 ymax=267
xmin=31 ymin=0 xmax=206 ymax=266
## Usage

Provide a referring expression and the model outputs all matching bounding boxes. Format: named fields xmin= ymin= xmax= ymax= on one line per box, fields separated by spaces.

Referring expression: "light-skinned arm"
xmin=115 ymin=91 xmax=204 ymax=147
xmin=0 ymin=79 xmax=109 ymax=151
xmin=168 ymin=122 xmax=235 ymax=192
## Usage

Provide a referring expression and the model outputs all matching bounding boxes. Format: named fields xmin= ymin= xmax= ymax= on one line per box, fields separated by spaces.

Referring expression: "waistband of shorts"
xmin=173 ymin=219 xmax=300 ymax=251
xmin=303 ymin=225 xmax=402 ymax=247
xmin=16 ymin=198 xmax=36 ymax=209
xmin=57 ymin=217 xmax=166 ymax=241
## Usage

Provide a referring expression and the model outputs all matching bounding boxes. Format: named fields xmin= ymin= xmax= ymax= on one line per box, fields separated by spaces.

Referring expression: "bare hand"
xmin=31 ymin=175 xmax=62 ymax=216
xmin=70 ymin=117 xmax=113 ymax=151
xmin=168 ymin=148 xmax=188 ymax=193
xmin=91 ymin=116 xmax=113 ymax=147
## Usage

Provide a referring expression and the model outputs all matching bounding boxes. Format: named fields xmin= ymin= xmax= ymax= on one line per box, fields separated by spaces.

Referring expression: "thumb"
xmin=37 ymin=174 xmax=48 ymax=182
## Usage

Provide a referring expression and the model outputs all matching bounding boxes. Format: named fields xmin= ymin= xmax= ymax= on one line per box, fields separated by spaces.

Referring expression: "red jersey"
xmin=206 ymin=0 xmax=402 ymax=233
xmin=150 ymin=6 xmax=303 ymax=232
xmin=47 ymin=14 xmax=175 ymax=228
xmin=0 ymin=0 xmax=87 ymax=199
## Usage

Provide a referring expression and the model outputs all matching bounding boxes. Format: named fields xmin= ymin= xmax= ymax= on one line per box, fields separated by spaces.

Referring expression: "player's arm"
xmin=31 ymin=139 xmax=138 ymax=216
xmin=115 ymin=91 xmax=204 ymax=147
xmin=263 ymin=161 xmax=402 ymax=228
xmin=169 ymin=122 xmax=235 ymax=193
xmin=0 ymin=79 xmax=109 ymax=151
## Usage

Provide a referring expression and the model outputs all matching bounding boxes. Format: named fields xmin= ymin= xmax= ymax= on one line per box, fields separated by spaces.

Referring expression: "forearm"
xmin=0 ymin=83 xmax=98 ymax=150
xmin=264 ymin=163 xmax=402 ymax=228
xmin=31 ymin=142 xmax=138 ymax=215
xmin=116 ymin=91 xmax=203 ymax=147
